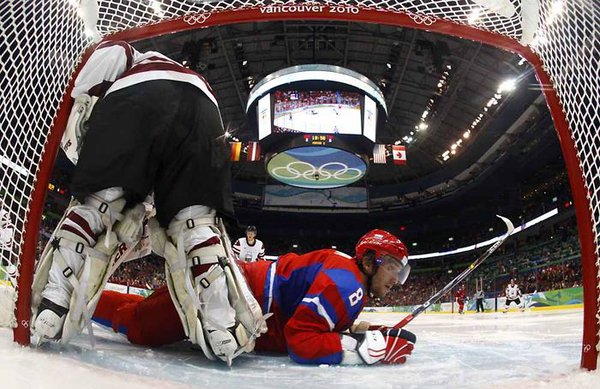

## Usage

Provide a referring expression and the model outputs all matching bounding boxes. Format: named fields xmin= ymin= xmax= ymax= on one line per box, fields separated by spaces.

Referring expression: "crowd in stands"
xmin=31 ymin=191 xmax=583 ymax=307
xmin=107 ymin=254 xmax=167 ymax=289
xmin=27 ymin=155 xmax=583 ymax=307
xmin=370 ymin=217 xmax=582 ymax=307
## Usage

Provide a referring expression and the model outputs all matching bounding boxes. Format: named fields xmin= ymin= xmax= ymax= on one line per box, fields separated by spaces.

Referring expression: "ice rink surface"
xmin=1 ymin=308 xmax=598 ymax=389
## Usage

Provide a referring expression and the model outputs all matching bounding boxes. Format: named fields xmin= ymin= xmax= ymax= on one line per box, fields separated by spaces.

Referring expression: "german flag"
xmin=230 ymin=142 xmax=242 ymax=161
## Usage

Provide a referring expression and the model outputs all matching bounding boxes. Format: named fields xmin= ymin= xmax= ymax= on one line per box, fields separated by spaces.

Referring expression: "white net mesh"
xmin=1 ymin=0 xmax=598 ymax=365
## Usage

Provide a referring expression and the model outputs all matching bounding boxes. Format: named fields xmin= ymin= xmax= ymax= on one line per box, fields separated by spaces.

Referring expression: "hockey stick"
xmin=391 ymin=215 xmax=514 ymax=330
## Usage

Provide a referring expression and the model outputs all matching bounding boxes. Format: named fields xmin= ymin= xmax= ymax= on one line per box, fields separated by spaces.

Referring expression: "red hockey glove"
xmin=380 ymin=328 xmax=416 ymax=365
xmin=353 ymin=329 xmax=416 ymax=365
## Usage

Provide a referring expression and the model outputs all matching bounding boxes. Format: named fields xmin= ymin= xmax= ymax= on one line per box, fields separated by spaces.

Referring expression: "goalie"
xmin=30 ymin=41 xmax=266 ymax=365
xmin=93 ymin=230 xmax=417 ymax=366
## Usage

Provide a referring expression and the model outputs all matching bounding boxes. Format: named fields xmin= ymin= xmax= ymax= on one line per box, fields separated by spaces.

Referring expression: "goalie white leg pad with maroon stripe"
xmin=156 ymin=205 xmax=267 ymax=365
xmin=31 ymin=187 xmax=126 ymax=342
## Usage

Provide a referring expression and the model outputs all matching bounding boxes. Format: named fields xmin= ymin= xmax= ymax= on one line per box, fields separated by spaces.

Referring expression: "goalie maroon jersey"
xmin=93 ymin=249 xmax=366 ymax=365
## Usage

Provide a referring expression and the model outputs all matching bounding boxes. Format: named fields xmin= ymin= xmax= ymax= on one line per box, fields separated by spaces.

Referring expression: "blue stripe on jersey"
xmin=288 ymin=348 xmax=343 ymax=365
xmin=323 ymin=268 xmax=364 ymax=321
xmin=274 ymin=263 xmax=323 ymax=318
xmin=302 ymin=293 xmax=339 ymax=328
xmin=262 ymin=262 xmax=275 ymax=314
xmin=92 ymin=316 xmax=127 ymax=335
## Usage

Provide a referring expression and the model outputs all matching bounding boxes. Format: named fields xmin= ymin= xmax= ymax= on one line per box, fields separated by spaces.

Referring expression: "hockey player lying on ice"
xmin=93 ymin=229 xmax=417 ymax=366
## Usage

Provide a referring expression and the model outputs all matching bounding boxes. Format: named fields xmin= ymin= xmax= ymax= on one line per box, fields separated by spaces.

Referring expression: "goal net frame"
xmin=2 ymin=0 xmax=598 ymax=370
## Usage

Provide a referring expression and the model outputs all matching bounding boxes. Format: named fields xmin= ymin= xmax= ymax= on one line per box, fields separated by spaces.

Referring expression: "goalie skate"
xmin=31 ymin=189 xmax=150 ymax=344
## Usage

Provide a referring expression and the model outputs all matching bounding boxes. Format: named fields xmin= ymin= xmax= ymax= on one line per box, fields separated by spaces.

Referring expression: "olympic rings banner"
xmin=263 ymin=185 xmax=367 ymax=209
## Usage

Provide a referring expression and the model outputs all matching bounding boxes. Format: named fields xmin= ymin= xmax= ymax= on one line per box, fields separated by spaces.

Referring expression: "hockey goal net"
xmin=1 ymin=0 xmax=598 ymax=369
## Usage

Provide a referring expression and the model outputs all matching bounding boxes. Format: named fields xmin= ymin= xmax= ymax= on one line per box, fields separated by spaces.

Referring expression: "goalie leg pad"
xmin=215 ymin=217 xmax=268 ymax=342
xmin=163 ymin=206 xmax=235 ymax=362
xmin=31 ymin=188 xmax=126 ymax=342
xmin=162 ymin=205 xmax=266 ymax=364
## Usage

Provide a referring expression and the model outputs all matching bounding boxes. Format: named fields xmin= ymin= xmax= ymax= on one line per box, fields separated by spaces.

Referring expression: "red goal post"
xmin=2 ymin=0 xmax=598 ymax=370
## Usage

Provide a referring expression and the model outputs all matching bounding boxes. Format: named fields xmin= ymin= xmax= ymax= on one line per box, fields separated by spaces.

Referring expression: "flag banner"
xmin=247 ymin=141 xmax=261 ymax=161
xmin=392 ymin=145 xmax=407 ymax=165
xmin=230 ymin=141 xmax=241 ymax=161
xmin=373 ymin=144 xmax=387 ymax=164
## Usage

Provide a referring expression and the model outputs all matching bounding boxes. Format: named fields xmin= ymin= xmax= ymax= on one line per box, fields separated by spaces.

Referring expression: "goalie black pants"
xmin=70 ymin=80 xmax=233 ymax=227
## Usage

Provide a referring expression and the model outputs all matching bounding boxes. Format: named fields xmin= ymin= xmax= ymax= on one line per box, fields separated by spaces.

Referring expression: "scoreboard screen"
xmin=247 ymin=65 xmax=386 ymax=143
xmin=272 ymin=90 xmax=362 ymax=136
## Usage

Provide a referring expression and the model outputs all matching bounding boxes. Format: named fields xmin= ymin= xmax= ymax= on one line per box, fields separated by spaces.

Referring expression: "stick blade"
xmin=495 ymin=215 xmax=514 ymax=235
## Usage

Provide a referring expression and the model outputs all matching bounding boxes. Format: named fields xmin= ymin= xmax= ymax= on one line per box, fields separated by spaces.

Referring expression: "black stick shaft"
xmin=392 ymin=215 xmax=514 ymax=329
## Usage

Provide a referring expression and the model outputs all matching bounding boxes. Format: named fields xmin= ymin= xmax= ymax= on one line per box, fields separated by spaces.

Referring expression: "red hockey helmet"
xmin=355 ymin=229 xmax=410 ymax=285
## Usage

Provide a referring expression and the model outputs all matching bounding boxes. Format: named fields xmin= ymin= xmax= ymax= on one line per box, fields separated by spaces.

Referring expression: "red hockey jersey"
xmin=455 ymin=288 xmax=466 ymax=301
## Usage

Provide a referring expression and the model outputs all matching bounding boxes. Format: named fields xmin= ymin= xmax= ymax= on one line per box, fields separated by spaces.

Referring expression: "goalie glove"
xmin=341 ymin=329 xmax=416 ymax=365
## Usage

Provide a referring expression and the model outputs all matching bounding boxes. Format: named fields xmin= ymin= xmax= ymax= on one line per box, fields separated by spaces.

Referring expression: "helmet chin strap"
xmin=356 ymin=255 xmax=378 ymax=298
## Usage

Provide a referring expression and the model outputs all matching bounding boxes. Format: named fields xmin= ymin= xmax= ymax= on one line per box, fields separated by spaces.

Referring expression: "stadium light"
xmin=409 ymin=208 xmax=559 ymax=260
xmin=467 ymin=7 xmax=481 ymax=25
xmin=0 ymin=155 xmax=29 ymax=177
xmin=150 ymin=1 xmax=165 ymax=17
xmin=418 ymin=122 xmax=428 ymax=131
xmin=546 ymin=0 xmax=564 ymax=25
xmin=498 ymin=79 xmax=517 ymax=93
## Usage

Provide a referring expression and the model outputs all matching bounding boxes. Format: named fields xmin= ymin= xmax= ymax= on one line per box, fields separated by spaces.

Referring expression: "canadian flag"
xmin=392 ymin=145 xmax=407 ymax=165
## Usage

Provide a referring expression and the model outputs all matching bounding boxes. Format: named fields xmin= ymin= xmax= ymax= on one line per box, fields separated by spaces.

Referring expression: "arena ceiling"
xmin=132 ymin=19 xmax=551 ymax=198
